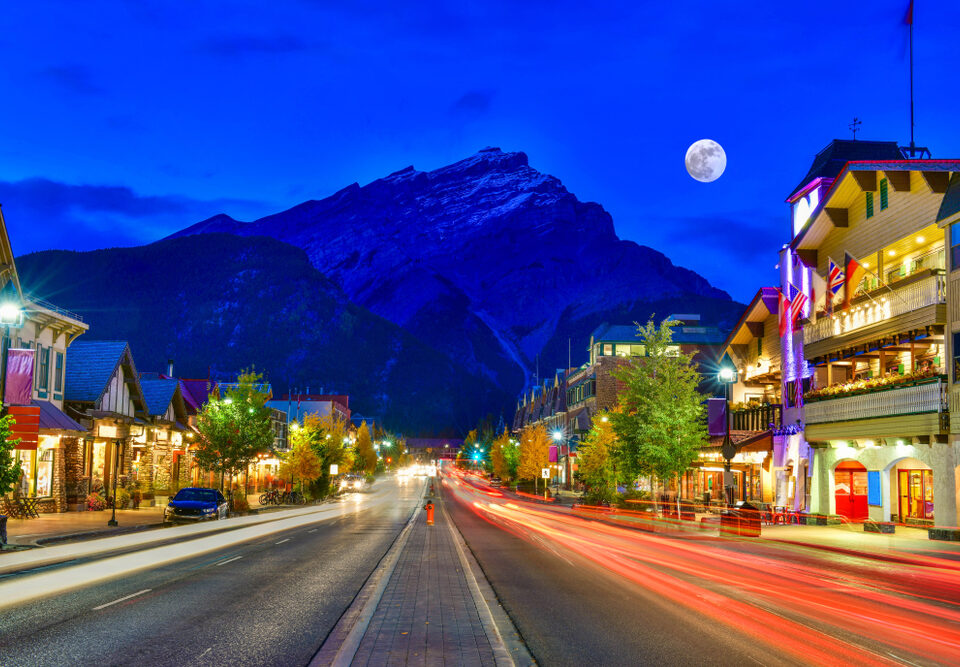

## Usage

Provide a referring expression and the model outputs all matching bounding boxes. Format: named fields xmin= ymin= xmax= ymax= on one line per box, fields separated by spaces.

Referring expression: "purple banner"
xmin=549 ymin=445 xmax=558 ymax=463
xmin=5 ymin=348 xmax=34 ymax=406
xmin=707 ymin=398 xmax=726 ymax=437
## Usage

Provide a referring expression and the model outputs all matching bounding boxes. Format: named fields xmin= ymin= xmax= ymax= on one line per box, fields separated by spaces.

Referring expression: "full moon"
xmin=685 ymin=139 xmax=727 ymax=183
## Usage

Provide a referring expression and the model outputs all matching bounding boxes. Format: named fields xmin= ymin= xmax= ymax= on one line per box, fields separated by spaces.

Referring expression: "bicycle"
xmin=259 ymin=489 xmax=281 ymax=506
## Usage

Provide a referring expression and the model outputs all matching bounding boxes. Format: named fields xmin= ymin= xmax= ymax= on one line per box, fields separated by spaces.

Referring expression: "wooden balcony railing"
xmin=804 ymin=273 xmax=945 ymax=345
xmin=804 ymin=377 xmax=947 ymax=425
xmin=730 ymin=404 xmax=782 ymax=431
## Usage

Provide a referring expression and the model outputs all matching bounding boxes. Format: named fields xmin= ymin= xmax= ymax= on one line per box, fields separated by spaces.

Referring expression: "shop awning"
xmin=33 ymin=400 xmax=86 ymax=433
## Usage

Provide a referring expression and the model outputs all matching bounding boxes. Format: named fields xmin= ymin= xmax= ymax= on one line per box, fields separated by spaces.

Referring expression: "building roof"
xmin=33 ymin=399 xmax=86 ymax=432
xmin=721 ymin=287 xmax=777 ymax=352
xmin=591 ymin=322 xmax=725 ymax=345
xmin=406 ymin=437 xmax=463 ymax=449
xmin=786 ymin=139 xmax=903 ymax=200
xmin=179 ymin=378 xmax=216 ymax=412
xmin=140 ymin=378 xmax=180 ymax=417
xmin=64 ymin=340 xmax=133 ymax=403
xmin=937 ymin=172 xmax=960 ymax=224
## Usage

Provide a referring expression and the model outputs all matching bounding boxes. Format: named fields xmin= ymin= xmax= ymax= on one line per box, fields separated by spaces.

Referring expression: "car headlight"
xmin=202 ymin=507 xmax=216 ymax=514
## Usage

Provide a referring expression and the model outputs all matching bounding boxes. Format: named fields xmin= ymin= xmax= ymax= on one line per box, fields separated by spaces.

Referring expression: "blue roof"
xmin=65 ymin=341 xmax=130 ymax=403
xmin=33 ymin=399 xmax=85 ymax=432
xmin=140 ymin=379 xmax=179 ymax=417
xmin=591 ymin=322 xmax=726 ymax=345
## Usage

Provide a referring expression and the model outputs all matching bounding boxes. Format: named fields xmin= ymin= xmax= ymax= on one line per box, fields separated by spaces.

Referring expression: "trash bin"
xmin=719 ymin=501 xmax=761 ymax=537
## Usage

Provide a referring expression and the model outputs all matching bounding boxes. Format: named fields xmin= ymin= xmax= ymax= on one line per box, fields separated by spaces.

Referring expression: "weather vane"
xmin=849 ymin=117 xmax=862 ymax=140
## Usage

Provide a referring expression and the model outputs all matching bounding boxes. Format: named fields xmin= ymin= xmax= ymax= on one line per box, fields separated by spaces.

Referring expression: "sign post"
xmin=541 ymin=468 xmax=550 ymax=500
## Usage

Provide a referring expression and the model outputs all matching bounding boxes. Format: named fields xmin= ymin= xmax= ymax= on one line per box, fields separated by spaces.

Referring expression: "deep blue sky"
xmin=1 ymin=1 xmax=957 ymax=302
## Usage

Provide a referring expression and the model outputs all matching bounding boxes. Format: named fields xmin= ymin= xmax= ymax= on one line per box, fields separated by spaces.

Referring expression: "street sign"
xmin=541 ymin=468 xmax=550 ymax=479
xmin=330 ymin=464 xmax=339 ymax=475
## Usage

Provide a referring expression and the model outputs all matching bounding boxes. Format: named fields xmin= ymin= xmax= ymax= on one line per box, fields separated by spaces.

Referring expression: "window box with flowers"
xmin=804 ymin=368 xmax=943 ymax=403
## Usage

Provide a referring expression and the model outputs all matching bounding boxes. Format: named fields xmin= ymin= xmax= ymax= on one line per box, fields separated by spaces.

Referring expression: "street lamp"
xmin=718 ymin=365 xmax=738 ymax=506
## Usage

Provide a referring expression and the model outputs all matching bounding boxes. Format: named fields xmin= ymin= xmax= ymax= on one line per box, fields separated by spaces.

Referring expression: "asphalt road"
xmin=444 ymin=488 xmax=788 ymax=667
xmin=0 ymin=478 xmax=423 ymax=667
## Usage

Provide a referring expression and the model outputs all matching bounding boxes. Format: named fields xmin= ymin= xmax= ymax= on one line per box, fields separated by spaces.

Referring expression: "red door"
xmin=834 ymin=461 xmax=868 ymax=521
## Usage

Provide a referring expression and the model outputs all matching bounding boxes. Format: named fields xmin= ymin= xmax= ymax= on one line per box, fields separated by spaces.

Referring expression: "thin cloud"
xmin=450 ymin=90 xmax=495 ymax=117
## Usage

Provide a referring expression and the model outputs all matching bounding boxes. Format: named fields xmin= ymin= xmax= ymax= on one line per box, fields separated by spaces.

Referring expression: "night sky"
xmin=1 ymin=1 xmax=957 ymax=302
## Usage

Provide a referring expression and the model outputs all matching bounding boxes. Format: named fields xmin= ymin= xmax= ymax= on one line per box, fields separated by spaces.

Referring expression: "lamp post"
xmin=107 ymin=439 xmax=120 ymax=526
xmin=551 ymin=430 xmax=563 ymax=496
xmin=718 ymin=366 xmax=738 ymax=506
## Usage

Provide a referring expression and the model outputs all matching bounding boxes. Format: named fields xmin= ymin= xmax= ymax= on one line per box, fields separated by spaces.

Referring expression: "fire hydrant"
xmin=424 ymin=501 xmax=435 ymax=526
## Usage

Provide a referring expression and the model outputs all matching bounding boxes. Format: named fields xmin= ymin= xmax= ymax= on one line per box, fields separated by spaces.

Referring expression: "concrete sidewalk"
xmin=761 ymin=523 xmax=960 ymax=557
xmin=2 ymin=507 xmax=166 ymax=547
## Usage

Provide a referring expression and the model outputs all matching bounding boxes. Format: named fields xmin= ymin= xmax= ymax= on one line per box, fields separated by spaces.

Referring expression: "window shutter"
xmin=880 ymin=178 xmax=889 ymax=210
xmin=866 ymin=192 xmax=874 ymax=218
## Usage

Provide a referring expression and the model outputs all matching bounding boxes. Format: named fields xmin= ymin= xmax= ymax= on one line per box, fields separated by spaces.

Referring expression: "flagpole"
xmin=909 ymin=2 xmax=915 ymax=152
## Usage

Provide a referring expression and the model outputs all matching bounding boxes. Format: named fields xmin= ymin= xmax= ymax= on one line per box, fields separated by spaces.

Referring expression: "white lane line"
xmin=215 ymin=556 xmax=243 ymax=567
xmin=199 ymin=647 xmax=212 ymax=659
xmin=275 ymin=538 xmax=290 ymax=545
xmin=92 ymin=588 xmax=152 ymax=610
xmin=308 ymin=529 xmax=318 ymax=533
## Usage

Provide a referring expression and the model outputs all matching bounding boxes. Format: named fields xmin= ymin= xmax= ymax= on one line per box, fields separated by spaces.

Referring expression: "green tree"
xmin=610 ymin=318 xmax=707 ymax=515
xmin=517 ymin=423 xmax=550 ymax=493
xmin=577 ymin=411 xmax=618 ymax=503
xmin=354 ymin=421 xmax=377 ymax=475
xmin=302 ymin=412 xmax=356 ymax=497
xmin=0 ymin=415 xmax=23 ymax=496
xmin=194 ymin=369 xmax=274 ymax=491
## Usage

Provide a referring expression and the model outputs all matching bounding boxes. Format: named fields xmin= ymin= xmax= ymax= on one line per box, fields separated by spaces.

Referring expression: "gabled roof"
xmin=179 ymin=378 xmax=217 ymax=413
xmin=33 ymin=399 xmax=85 ymax=432
xmin=792 ymin=159 xmax=960 ymax=250
xmin=937 ymin=173 xmax=960 ymax=225
xmin=140 ymin=378 xmax=180 ymax=417
xmin=722 ymin=287 xmax=777 ymax=353
xmin=787 ymin=139 xmax=903 ymax=201
xmin=65 ymin=341 xmax=132 ymax=403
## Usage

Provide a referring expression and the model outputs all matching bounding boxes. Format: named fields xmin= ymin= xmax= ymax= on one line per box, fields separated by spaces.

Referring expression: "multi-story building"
xmin=267 ymin=393 xmax=351 ymax=425
xmin=784 ymin=142 xmax=960 ymax=527
xmin=138 ymin=377 xmax=192 ymax=496
xmin=0 ymin=207 xmax=89 ymax=513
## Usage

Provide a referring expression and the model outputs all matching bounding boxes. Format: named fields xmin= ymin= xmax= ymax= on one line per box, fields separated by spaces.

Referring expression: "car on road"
xmin=489 ymin=477 xmax=502 ymax=487
xmin=164 ymin=487 xmax=229 ymax=523
xmin=340 ymin=474 xmax=368 ymax=492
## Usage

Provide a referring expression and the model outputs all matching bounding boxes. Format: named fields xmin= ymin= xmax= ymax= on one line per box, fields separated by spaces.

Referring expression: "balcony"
xmin=805 ymin=376 xmax=946 ymax=426
xmin=804 ymin=273 xmax=945 ymax=349
xmin=730 ymin=404 xmax=782 ymax=431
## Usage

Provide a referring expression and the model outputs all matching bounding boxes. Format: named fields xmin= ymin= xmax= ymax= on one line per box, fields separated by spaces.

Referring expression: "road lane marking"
xmin=199 ymin=648 xmax=212 ymax=659
xmin=308 ymin=529 xmax=318 ymax=533
xmin=215 ymin=556 xmax=243 ymax=567
xmin=275 ymin=538 xmax=290 ymax=545
xmin=92 ymin=588 xmax=151 ymax=610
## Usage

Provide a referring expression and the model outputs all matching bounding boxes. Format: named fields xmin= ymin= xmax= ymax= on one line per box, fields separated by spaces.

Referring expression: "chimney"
xmin=167 ymin=359 xmax=174 ymax=377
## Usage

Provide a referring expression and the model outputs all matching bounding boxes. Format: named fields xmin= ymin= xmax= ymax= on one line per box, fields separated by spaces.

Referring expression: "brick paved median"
xmin=349 ymin=494 xmax=498 ymax=667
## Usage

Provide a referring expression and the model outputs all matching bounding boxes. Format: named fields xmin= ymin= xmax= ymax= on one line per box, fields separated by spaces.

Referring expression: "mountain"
xmin=16 ymin=234 xmax=506 ymax=434
xmin=171 ymin=148 xmax=740 ymax=393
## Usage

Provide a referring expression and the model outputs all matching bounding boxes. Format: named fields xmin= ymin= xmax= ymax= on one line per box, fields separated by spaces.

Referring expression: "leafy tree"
xmin=354 ymin=421 xmax=377 ymax=475
xmin=502 ymin=435 xmax=520 ymax=480
xmin=302 ymin=412 xmax=356 ymax=497
xmin=610 ymin=318 xmax=707 ymax=514
xmin=194 ymin=369 xmax=274 ymax=491
xmin=489 ymin=429 xmax=512 ymax=480
xmin=577 ymin=411 xmax=618 ymax=503
xmin=517 ymin=423 xmax=550 ymax=493
xmin=0 ymin=415 xmax=23 ymax=496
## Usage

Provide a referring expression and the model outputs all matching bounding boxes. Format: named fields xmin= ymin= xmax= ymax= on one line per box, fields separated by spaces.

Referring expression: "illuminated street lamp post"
xmin=551 ymin=430 xmax=563 ymax=496
xmin=718 ymin=365 xmax=738 ymax=506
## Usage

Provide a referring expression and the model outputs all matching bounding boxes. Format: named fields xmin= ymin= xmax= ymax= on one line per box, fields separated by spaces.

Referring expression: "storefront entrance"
xmin=834 ymin=461 xmax=868 ymax=521
xmin=898 ymin=469 xmax=933 ymax=522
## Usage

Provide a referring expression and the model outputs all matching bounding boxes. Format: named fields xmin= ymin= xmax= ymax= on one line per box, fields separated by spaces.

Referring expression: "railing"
xmin=886 ymin=246 xmax=945 ymax=286
xmin=805 ymin=378 xmax=946 ymax=424
xmin=804 ymin=273 xmax=945 ymax=345
xmin=731 ymin=404 xmax=782 ymax=430
xmin=23 ymin=294 xmax=84 ymax=323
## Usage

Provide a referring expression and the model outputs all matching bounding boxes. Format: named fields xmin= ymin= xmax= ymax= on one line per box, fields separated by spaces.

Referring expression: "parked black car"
xmin=164 ymin=487 xmax=229 ymax=523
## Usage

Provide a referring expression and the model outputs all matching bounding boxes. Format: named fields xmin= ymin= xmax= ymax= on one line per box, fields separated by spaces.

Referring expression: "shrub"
xmin=86 ymin=493 xmax=107 ymax=511
xmin=115 ymin=488 xmax=131 ymax=509
xmin=230 ymin=490 xmax=250 ymax=513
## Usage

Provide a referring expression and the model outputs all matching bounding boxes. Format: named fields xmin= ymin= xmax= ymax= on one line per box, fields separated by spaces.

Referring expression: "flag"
xmin=788 ymin=283 xmax=809 ymax=328
xmin=810 ymin=270 xmax=827 ymax=320
xmin=778 ymin=289 xmax=792 ymax=337
xmin=904 ymin=0 xmax=913 ymax=25
xmin=844 ymin=251 xmax=866 ymax=308
xmin=827 ymin=257 xmax=844 ymax=295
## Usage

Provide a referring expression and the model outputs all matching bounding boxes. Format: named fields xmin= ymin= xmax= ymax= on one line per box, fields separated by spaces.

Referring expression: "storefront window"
xmin=36 ymin=449 xmax=54 ymax=497
xmin=898 ymin=469 xmax=934 ymax=521
xmin=18 ymin=450 xmax=32 ymax=496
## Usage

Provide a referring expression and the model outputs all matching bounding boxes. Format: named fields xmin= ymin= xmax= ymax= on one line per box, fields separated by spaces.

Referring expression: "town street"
xmin=0 ymin=479 xmax=423 ymax=666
